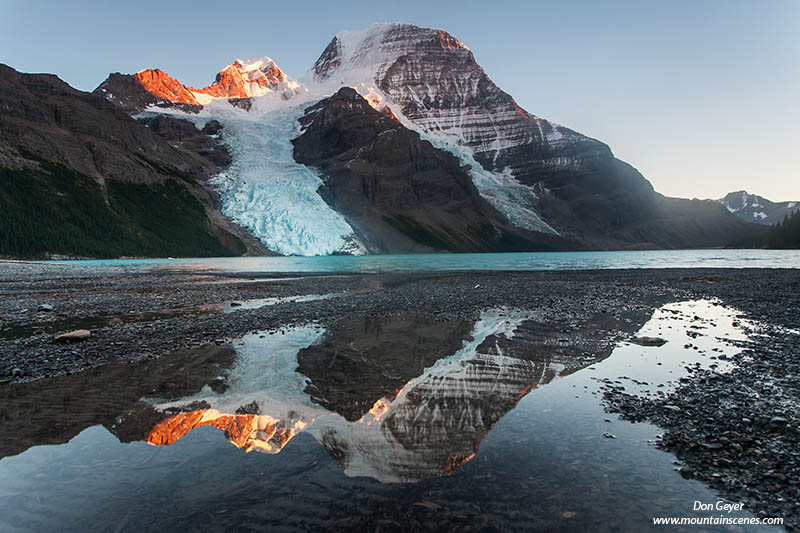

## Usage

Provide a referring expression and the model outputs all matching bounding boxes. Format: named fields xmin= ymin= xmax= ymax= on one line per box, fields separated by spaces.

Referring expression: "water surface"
xmin=42 ymin=249 xmax=800 ymax=274
xmin=0 ymin=300 xmax=777 ymax=531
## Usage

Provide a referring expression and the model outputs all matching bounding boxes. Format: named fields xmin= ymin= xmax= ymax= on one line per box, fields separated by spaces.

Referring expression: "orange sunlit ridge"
xmin=146 ymin=409 xmax=308 ymax=454
xmin=144 ymin=386 xmax=406 ymax=453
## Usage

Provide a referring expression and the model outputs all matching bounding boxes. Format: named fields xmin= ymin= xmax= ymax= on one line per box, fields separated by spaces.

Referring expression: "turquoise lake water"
xmin=46 ymin=249 xmax=800 ymax=273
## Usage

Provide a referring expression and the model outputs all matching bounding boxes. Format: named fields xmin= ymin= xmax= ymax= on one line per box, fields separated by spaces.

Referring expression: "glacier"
xmin=207 ymin=102 xmax=364 ymax=256
xmin=146 ymin=94 xmax=365 ymax=256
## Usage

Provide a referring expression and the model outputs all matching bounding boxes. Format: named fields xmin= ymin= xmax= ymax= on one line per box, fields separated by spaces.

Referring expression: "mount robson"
xmin=0 ymin=23 xmax=765 ymax=258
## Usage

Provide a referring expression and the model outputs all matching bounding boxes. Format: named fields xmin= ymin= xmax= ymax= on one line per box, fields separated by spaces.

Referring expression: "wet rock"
xmin=630 ymin=336 xmax=667 ymax=347
xmin=38 ymin=304 xmax=54 ymax=312
xmin=54 ymin=330 xmax=91 ymax=342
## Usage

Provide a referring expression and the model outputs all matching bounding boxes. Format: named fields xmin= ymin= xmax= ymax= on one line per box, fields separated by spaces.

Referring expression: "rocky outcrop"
xmin=96 ymin=70 xmax=204 ymax=113
xmin=138 ymin=115 xmax=231 ymax=167
xmin=202 ymin=58 xmax=292 ymax=99
xmin=292 ymin=88 xmax=571 ymax=252
xmin=0 ymin=64 xmax=213 ymax=183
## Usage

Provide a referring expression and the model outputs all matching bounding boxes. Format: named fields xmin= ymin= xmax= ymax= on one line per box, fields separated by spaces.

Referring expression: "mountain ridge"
xmin=0 ymin=63 xmax=267 ymax=258
xmin=1 ymin=23 xmax=767 ymax=257
xmin=717 ymin=190 xmax=798 ymax=226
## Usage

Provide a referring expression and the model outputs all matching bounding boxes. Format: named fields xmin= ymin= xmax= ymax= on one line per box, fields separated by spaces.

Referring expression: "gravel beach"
xmin=1 ymin=262 xmax=798 ymax=529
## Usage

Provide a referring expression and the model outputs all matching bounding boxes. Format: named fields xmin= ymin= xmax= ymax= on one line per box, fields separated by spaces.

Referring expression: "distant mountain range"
xmin=717 ymin=191 xmax=798 ymax=226
xmin=0 ymin=23 xmax=766 ymax=258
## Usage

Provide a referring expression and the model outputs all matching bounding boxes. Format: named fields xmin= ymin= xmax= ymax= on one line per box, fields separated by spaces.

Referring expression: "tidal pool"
xmin=0 ymin=300 xmax=778 ymax=531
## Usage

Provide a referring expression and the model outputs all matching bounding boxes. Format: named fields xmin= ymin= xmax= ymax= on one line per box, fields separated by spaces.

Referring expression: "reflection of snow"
xmin=147 ymin=308 xmax=566 ymax=482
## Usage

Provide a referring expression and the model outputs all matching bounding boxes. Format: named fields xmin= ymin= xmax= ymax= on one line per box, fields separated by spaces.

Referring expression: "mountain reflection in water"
xmin=0 ymin=304 xmax=647 ymax=482
xmin=123 ymin=308 xmax=628 ymax=482
xmin=0 ymin=300 xmax=772 ymax=531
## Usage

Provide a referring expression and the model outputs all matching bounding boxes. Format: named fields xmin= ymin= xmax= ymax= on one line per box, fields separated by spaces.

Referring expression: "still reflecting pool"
xmin=0 ymin=300 xmax=775 ymax=531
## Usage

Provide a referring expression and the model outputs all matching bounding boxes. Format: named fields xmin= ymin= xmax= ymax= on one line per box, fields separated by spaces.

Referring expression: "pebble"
xmin=54 ymin=330 xmax=91 ymax=342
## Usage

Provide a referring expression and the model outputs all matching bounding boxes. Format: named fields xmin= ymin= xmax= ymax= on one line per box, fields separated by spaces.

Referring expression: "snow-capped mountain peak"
xmin=717 ymin=190 xmax=799 ymax=226
xmin=99 ymin=57 xmax=305 ymax=109
xmin=310 ymin=22 xmax=469 ymax=85
xmin=203 ymin=56 xmax=301 ymax=100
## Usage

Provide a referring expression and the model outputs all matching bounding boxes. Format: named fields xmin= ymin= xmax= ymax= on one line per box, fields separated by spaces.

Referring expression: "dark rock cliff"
xmin=292 ymin=88 xmax=569 ymax=253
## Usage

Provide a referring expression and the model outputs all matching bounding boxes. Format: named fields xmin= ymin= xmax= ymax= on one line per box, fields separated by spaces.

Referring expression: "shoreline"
xmin=1 ymin=266 xmax=798 ymax=381
xmin=0 ymin=264 xmax=798 ymax=528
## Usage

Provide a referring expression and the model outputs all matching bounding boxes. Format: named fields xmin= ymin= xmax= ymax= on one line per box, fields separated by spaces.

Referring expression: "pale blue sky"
xmin=1 ymin=0 xmax=798 ymax=200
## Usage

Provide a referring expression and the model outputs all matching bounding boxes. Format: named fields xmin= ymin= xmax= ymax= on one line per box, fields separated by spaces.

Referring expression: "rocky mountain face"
xmin=308 ymin=23 xmax=763 ymax=249
xmin=0 ymin=64 xmax=265 ymax=258
xmin=718 ymin=191 xmax=798 ymax=226
xmin=292 ymin=88 xmax=568 ymax=252
xmin=96 ymin=70 xmax=204 ymax=112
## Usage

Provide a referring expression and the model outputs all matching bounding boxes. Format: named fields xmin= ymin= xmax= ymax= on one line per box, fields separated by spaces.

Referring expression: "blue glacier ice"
xmin=207 ymin=101 xmax=363 ymax=256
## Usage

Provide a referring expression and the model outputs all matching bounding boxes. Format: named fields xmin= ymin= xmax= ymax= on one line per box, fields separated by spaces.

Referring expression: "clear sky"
xmin=1 ymin=0 xmax=798 ymax=201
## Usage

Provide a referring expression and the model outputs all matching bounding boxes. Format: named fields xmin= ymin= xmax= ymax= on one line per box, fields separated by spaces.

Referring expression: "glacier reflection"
xmin=130 ymin=309 xmax=608 ymax=482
